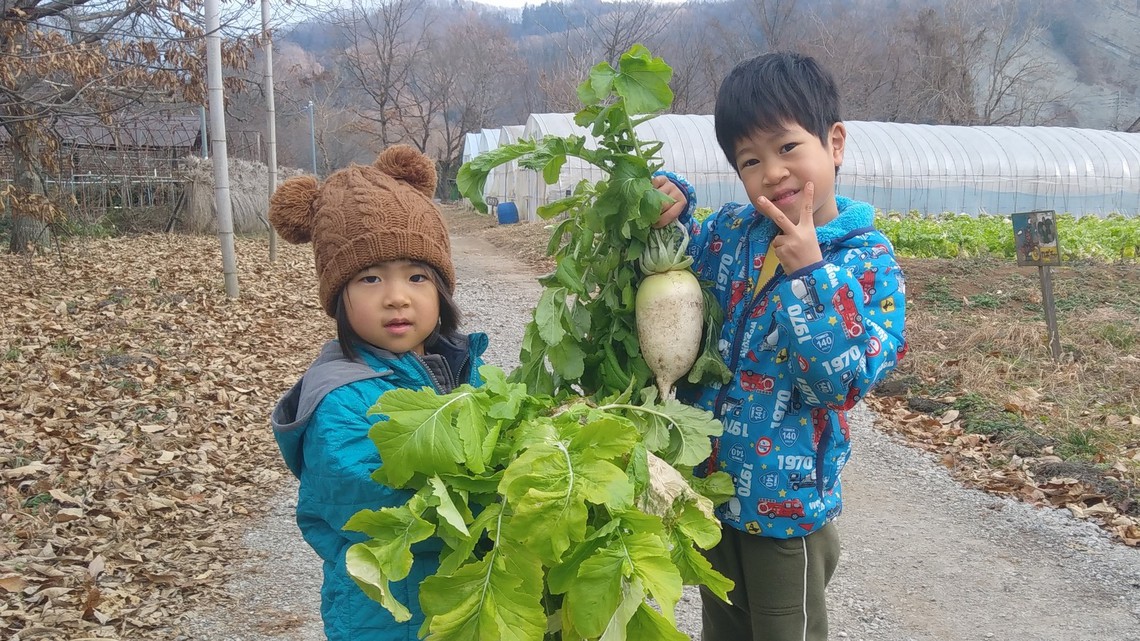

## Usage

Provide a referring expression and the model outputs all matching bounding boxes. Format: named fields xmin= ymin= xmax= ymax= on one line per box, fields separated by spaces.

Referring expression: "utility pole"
xmin=307 ymin=100 xmax=318 ymax=175
xmin=206 ymin=0 xmax=239 ymax=298
xmin=263 ymin=0 xmax=278 ymax=262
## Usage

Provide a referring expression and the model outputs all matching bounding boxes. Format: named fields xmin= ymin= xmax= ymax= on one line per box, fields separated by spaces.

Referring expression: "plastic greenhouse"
xmin=461 ymin=132 xmax=482 ymax=165
xmin=469 ymin=116 xmax=1140 ymax=220
xmin=839 ymin=123 xmax=1140 ymax=217
xmin=489 ymin=125 xmax=526 ymax=204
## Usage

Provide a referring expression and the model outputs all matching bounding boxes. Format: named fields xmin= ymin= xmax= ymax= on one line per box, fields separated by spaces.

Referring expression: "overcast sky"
xmin=474 ymin=0 xmax=685 ymax=9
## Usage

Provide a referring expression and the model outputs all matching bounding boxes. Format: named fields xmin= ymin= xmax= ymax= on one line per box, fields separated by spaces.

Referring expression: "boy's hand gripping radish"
xmin=636 ymin=220 xmax=703 ymax=400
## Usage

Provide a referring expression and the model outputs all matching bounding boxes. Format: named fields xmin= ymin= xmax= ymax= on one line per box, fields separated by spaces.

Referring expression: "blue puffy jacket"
xmin=665 ymin=173 xmax=907 ymax=539
xmin=271 ymin=333 xmax=488 ymax=641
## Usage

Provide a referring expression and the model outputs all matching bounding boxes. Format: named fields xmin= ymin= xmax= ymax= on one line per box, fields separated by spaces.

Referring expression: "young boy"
xmin=654 ymin=52 xmax=907 ymax=641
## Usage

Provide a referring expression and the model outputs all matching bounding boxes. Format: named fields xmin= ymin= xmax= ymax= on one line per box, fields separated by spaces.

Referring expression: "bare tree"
xmin=514 ymin=15 xmax=596 ymax=114
xmin=587 ymin=0 xmax=678 ymax=66
xmin=895 ymin=0 xmax=1074 ymax=126
xmin=748 ymin=0 xmax=801 ymax=51
xmin=975 ymin=0 xmax=1070 ymax=125
xmin=335 ymin=0 xmax=430 ymax=148
xmin=802 ymin=1 xmax=910 ymax=122
xmin=407 ymin=12 xmax=524 ymax=198
xmin=659 ymin=11 xmax=740 ymax=114
xmin=0 ymin=0 xmax=254 ymax=253
xmin=902 ymin=3 xmax=983 ymax=124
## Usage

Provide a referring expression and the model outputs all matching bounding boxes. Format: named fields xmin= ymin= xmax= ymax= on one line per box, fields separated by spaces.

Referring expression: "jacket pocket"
xmin=814 ymin=412 xmax=851 ymax=494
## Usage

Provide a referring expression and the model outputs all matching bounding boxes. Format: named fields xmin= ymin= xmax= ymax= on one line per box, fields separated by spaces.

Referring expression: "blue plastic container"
xmin=495 ymin=201 xmax=520 ymax=225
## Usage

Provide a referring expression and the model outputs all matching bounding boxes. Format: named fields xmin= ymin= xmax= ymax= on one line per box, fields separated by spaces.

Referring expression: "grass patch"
xmin=918 ymin=278 xmax=962 ymax=311
xmin=1092 ymin=324 xmax=1138 ymax=350
xmin=49 ymin=337 xmax=79 ymax=356
xmin=1055 ymin=427 xmax=1103 ymax=460
xmin=967 ymin=292 xmax=1003 ymax=309
xmin=110 ymin=377 xmax=141 ymax=393
xmin=22 ymin=492 xmax=53 ymax=509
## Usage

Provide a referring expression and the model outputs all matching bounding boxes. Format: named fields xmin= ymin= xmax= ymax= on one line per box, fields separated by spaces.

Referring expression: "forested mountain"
xmin=241 ymin=0 xmax=1140 ymax=194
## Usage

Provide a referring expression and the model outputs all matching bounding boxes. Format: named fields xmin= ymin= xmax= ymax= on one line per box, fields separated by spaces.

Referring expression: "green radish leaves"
xmin=346 ymin=366 xmax=734 ymax=640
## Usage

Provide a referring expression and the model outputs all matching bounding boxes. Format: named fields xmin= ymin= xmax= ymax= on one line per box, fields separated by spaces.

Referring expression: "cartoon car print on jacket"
xmin=730 ymin=280 xmax=748 ymax=310
xmin=811 ymin=408 xmax=829 ymax=449
xmin=721 ymin=396 xmax=745 ymax=417
xmin=790 ymin=276 xmax=826 ymax=319
xmin=832 ymin=284 xmax=864 ymax=339
xmin=757 ymin=498 xmax=806 ymax=519
xmin=740 ymin=370 xmax=776 ymax=393
xmin=750 ymin=296 xmax=770 ymax=318
xmin=857 ymin=267 xmax=878 ymax=304
xmin=788 ymin=470 xmax=817 ymax=491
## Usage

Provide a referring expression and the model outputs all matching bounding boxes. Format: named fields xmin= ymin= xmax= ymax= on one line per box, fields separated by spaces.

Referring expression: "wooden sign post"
xmin=1011 ymin=210 xmax=1062 ymax=361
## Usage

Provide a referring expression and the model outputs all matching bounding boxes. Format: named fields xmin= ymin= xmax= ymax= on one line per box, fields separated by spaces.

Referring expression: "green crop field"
xmin=876 ymin=212 xmax=1140 ymax=261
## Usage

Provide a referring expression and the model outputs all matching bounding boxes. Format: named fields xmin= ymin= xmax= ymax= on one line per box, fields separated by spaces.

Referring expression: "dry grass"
xmin=897 ymin=257 xmax=1140 ymax=454
xmin=879 ymin=256 xmax=1140 ymax=539
xmin=178 ymin=157 xmax=305 ymax=234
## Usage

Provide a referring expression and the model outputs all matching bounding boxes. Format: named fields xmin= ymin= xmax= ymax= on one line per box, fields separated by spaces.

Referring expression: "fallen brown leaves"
xmin=1 ymin=234 xmax=328 ymax=640
xmin=878 ymin=257 xmax=1140 ymax=547
xmin=867 ymin=392 xmax=1140 ymax=547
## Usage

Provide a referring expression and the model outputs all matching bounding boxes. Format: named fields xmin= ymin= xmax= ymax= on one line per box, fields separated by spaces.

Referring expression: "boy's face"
xmin=343 ymin=260 xmax=440 ymax=355
xmin=733 ymin=121 xmax=846 ymax=226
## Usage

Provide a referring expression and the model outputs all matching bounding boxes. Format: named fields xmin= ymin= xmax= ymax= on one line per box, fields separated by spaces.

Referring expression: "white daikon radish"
xmin=635 ymin=220 xmax=704 ymax=400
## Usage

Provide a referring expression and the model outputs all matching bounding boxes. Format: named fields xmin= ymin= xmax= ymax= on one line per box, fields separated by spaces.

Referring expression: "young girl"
xmin=267 ymin=145 xmax=487 ymax=641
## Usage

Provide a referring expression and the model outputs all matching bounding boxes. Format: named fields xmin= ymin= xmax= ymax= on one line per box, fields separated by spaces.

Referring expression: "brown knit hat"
xmin=268 ymin=145 xmax=455 ymax=317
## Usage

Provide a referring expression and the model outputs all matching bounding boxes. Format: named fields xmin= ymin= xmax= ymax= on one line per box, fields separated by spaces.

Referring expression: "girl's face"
xmin=343 ymin=260 xmax=440 ymax=355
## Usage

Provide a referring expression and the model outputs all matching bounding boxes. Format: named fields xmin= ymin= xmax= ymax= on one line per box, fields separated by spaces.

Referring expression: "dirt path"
xmin=185 ymin=232 xmax=1140 ymax=641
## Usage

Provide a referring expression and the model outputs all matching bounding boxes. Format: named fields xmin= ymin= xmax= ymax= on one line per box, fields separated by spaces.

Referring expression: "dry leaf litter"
xmin=4 ymin=207 xmax=1139 ymax=640
xmin=1 ymin=233 xmax=325 ymax=640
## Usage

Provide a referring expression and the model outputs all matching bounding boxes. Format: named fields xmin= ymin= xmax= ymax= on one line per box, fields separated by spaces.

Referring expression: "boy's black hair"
xmin=335 ymin=262 xmax=463 ymax=361
xmin=714 ymin=51 xmax=842 ymax=167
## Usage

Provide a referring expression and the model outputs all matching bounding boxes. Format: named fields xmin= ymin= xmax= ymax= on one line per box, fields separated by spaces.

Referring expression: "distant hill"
xmin=1035 ymin=0 xmax=1140 ymax=128
xmin=281 ymin=0 xmax=1139 ymax=130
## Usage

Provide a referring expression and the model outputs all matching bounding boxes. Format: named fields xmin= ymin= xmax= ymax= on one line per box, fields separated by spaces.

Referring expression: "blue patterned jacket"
xmin=666 ymin=173 xmax=907 ymax=539
xmin=271 ymin=334 xmax=488 ymax=641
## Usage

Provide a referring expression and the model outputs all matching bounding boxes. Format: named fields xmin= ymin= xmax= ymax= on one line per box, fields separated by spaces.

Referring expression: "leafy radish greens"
xmin=347 ymin=367 xmax=734 ymax=640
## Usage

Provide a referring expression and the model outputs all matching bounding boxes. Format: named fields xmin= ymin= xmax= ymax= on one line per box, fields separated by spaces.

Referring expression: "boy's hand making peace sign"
xmin=754 ymin=181 xmax=825 ymax=274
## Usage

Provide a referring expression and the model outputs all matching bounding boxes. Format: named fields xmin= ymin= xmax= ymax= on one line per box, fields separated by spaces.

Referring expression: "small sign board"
xmin=1011 ymin=209 xmax=1063 ymax=361
xmin=1011 ymin=210 xmax=1061 ymax=267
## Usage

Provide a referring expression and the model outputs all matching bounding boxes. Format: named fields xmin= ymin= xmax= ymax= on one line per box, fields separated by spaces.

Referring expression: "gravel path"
xmin=185 ymin=233 xmax=1140 ymax=641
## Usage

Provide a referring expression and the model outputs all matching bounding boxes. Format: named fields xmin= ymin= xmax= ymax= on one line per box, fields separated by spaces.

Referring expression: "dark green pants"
xmin=700 ymin=523 xmax=840 ymax=641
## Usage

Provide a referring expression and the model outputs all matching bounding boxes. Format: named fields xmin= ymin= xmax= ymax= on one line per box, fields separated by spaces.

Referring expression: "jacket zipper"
xmin=410 ymin=353 xmax=446 ymax=394
xmin=711 ymin=216 xmax=772 ymax=420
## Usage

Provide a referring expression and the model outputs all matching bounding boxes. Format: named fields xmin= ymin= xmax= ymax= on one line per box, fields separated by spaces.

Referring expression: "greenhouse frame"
xmin=462 ymin=117 xmax=1140 ymax=221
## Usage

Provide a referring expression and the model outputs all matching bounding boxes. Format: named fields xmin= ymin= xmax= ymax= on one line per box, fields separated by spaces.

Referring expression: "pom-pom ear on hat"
xmin=374 ymin=144 xmax=437 ymax=198
xmin=269 ymin=175 xmax=320 ymax=244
